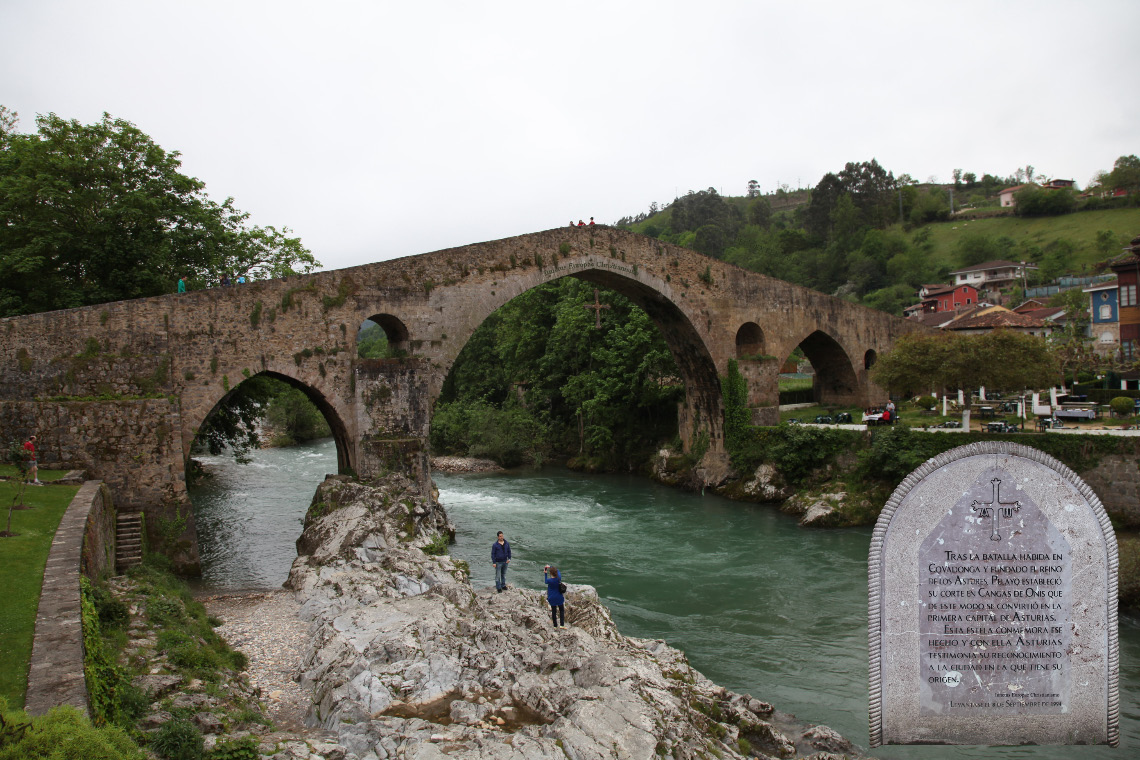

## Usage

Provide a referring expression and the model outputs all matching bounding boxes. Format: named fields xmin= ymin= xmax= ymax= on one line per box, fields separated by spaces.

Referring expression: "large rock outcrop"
xmin=285 ymin=473 xmax=865 ymax=760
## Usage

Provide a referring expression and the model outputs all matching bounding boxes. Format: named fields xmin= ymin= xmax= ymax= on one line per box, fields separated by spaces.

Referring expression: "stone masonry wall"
xmin=1080 ymin=454 xmax=1140 ymax=528
xmin=81 ymin=483 xmax=116 ymax=580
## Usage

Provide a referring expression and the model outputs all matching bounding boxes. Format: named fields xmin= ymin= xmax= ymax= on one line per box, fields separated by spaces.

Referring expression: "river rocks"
xmin=430 ymin=457 xmax=505 ymax=474
xmin=285 ymin=472 xmax=866 ymax=760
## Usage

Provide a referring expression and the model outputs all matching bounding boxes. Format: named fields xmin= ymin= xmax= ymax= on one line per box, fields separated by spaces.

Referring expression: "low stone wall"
xmin=24 ymin=480 xmax=116 ymax=717
xmin=1081 ymin=454 xmax=1140 ymax=528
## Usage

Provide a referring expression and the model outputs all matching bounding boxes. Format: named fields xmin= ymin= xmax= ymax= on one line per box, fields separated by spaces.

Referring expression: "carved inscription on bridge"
xmin=870 ymin=443 xmax=1118 ymax=747
xmin=918 ymin=471 xmax=1071 ymax=717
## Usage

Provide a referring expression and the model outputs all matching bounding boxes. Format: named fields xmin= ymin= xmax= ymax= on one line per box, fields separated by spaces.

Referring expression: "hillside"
xmin=617 ymin=181 xmax=1140 ymax=316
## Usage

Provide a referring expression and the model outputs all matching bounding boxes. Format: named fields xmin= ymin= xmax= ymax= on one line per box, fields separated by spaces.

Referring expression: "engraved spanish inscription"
xmin=918 ymin=470 xmax=1071 ymax=716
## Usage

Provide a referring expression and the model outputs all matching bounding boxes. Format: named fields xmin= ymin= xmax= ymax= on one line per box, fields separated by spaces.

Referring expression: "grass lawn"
xmin=0 ymin=464 xmax=71 ymax=482
xmin=921 ymin=207 xmax=1140 ymax=274
xmin=0 ymin=477 xmax=80 ymax=708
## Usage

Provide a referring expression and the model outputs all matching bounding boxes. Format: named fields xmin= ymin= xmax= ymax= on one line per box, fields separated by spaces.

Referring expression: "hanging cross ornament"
xmin=970 ymin=477 xmax=1022 ymax=541
xmin=583 ymin=289 xmax=611 ymax=329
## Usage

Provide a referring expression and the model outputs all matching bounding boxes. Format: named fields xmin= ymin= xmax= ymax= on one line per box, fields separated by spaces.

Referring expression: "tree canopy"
xmin=0 ymin=109 xmax=318 ymax=317
xmin=870 ymin=330 xmax=1057 ymax=397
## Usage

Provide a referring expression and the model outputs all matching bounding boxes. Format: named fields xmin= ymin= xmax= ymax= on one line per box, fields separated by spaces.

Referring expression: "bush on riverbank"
xmin=0 ymin=699 xmax=146 ymax=760
xmin=79 ymin=556 xmax=270 ymax=756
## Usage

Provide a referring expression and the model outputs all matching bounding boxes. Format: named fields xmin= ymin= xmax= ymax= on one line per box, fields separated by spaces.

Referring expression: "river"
xmin=189 ymin=438 xmax=1139 ymax=758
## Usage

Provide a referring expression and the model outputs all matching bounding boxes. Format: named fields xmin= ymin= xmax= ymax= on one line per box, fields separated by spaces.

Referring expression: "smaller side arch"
xmin=361 ymin=313 xmax=410 ymax=355
xmin=735 ymin=322 xmax=765 ymax=358
xmin=864 ymin=349 xmax=878 ymax=370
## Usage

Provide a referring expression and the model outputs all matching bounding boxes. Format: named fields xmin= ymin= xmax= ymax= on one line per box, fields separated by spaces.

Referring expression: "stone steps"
xmin=116 ymin=512 xmax=144 ymax=572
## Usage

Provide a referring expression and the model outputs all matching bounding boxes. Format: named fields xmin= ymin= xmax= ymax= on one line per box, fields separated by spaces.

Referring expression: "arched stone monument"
xmin=869 ymin=441 xmax=1118 ymax=746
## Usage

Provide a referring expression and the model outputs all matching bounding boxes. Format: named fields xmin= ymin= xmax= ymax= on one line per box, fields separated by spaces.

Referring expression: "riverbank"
xmin=273 ymin=471 xmax=868 ymax=759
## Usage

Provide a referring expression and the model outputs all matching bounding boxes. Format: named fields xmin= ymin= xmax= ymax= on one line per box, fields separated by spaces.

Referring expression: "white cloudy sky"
xmin=2 ymin=0 xmax=1137 ymax=272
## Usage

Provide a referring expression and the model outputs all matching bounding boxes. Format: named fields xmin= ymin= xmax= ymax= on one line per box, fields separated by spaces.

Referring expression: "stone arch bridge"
xmin=0 ymin=227 xmax=921 ymax=571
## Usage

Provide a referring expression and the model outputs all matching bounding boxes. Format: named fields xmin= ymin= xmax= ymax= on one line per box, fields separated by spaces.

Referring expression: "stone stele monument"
xmin=869 ymin=441 xmax=1118 ymax=746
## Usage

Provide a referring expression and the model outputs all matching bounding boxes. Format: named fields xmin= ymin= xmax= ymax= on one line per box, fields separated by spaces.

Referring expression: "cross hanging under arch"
xmin=583 ymin=289 xmax=611 ymax=329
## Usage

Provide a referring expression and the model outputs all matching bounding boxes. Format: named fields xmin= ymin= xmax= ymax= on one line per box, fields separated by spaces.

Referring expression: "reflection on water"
xmin=190 ymin=442 xmax=1138 ymax=757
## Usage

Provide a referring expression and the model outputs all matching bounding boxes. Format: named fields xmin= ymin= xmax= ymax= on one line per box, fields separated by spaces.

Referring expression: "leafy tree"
xmin=747 ymin=179 xmax=760 ymax=198
xmin=0 ymin=110 xmax=318 ymax=316
xmin=693 ymin=223 xmax=727 ymax=258
xmin=1107 ymin=155 xmax=1140 ymax=194
xmin=264 ymin=386 xmax=332 ymax=445
xmin=955 ymin=232 xmax=1015 ymax=268
xmin=667 ymin=188 xmax=740 ymax=237
xmin=748 ymin=196 xmax=772 ymax=229
xmin=908 ymin=186 xmax=951 ymax=225
xmin=1014 ymin=186 xmax=1077 ymax=217
xmin=871 ymin=330 xmax=1056 ymax=397
xmin=1047 ymin=288 xmax=1094 ymax=386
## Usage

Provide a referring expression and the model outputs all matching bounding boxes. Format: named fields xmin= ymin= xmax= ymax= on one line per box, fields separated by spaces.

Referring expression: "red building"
xmin=1111 ymin=237 xmax=1140 ymax=360
xmin=918 ymin=283 xmax=979 ymax=313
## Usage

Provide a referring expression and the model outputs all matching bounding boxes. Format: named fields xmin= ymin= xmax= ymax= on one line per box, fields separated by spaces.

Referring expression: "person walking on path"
xmin=544 ymin=565 xmax=566 ymax=627
xmin=491 ymin=531 xmax=511 ymax=592
xmin=23 ymin=435 xmax=42 ymax=485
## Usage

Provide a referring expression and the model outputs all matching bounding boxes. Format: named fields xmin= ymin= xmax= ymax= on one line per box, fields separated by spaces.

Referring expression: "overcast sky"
xmin=2 ymin=0 xmax=1137 ymax=272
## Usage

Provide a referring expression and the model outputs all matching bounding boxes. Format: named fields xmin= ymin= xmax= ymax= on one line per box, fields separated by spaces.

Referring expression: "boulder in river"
xmin=285 ymin=472 xmax=867 ymax=759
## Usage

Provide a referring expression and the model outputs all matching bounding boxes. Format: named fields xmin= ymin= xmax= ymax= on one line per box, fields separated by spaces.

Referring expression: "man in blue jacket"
xmin=491 ymin=531 xmax=511 ymax=592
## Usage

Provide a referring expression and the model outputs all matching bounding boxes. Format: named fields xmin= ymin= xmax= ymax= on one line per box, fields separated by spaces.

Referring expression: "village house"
xmin=1084 ymin=280 xmax=1120 ymax=356
xmin=948 ymin=260 xmax=1037 ymax=292
xmin=914 ymin=283 xmax=979 ymax=313
xmin=943 ymin=306 xmax=1056 ymax=337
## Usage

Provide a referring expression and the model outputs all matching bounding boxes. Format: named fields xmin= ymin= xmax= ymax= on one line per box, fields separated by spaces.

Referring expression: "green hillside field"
xmin=921 ymin=208 xmax=1140 ymax=274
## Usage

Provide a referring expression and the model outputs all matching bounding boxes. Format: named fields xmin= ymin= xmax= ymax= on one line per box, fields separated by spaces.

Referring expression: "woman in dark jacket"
xmin=544 ymin=565 xmax=566 ymax=628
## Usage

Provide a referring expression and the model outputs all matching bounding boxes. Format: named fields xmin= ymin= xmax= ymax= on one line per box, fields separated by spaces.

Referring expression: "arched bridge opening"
xmin=183 ymin=370 xmax=351 ymax=583
xmin=429 ymin=276 xmax=701 ymax=468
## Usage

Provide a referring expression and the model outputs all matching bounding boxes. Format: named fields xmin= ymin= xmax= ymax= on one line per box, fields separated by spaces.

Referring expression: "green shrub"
xmin=915 ymin=395 xmax=937 ymax=411
xmin=423 ymin=532 xmax=450 ymax=556
xmin=208 ymin=735 xmax=259 ymax=760
xmin=88 ymin=583 xmax=130 ymax=630
xmin=149 ymin=718 xmax=203 ymax=760
xmin=1110 ymin=396 xmax=1135 ymax=418
xmin=0 ymin=703 xmax=146 ymax=760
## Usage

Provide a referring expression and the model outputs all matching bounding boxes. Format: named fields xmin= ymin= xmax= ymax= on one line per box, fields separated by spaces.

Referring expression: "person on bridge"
xmin=588 ymin=217 xmax=595 ymax=226
xmin=577 ymin=219 xmax=585 ymax=227
xmin=24 ymin=435 xmax=42 ymax=485
xmin=177 ymin=276 xmax=187 ymax=293
xmin=544 ymin=564 xmax=566 ymax=628
xmin=491 ymin=531 xmax=511 ymax=592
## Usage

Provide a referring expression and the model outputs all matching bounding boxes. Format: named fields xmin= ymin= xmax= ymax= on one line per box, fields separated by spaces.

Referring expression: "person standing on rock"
xmin=544 ymin=565 xmax=566 ymax=627
xmin=491 ymin=531 xmax=511 ymax=592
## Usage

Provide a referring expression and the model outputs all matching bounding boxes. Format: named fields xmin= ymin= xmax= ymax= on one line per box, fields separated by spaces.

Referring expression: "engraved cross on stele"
xmin=583 ymin=289 xmax=611 ymax=329
xmin=970 ymin=477 xmax=1022 ymax=541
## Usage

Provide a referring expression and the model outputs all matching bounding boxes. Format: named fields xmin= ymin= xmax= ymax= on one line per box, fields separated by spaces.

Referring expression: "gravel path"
xmin=199 ymin=590 xmax=314 ymax=734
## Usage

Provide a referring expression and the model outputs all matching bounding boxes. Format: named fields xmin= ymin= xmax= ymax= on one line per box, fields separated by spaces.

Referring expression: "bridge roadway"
xmin=0 ymin=227 xmax=921 ymax=571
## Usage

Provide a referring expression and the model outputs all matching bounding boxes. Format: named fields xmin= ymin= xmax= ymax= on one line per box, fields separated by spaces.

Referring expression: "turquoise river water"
xmin=189 ymin=438 xmax=1140 ymax=758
